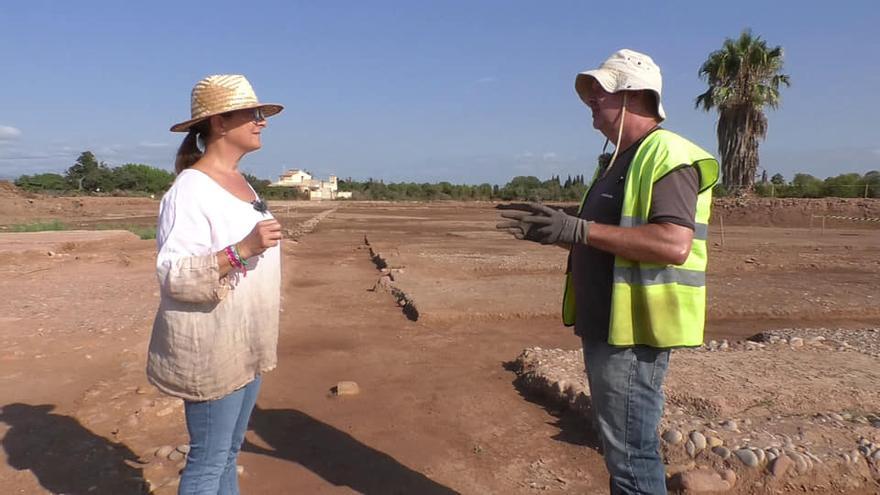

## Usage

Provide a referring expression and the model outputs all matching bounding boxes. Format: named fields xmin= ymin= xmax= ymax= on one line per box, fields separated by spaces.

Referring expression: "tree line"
xmin=15 ymin=151 xmax=175 ymax=195
xmin=12 ymin=150 xmax=879 ymax=200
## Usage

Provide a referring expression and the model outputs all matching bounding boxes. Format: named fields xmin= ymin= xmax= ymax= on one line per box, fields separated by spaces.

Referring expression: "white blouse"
xmin=147 ymin=168 xmax=281 ymax=401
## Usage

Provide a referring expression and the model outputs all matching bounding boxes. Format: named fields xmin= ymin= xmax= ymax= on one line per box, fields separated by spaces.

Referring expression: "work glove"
xmin=496 ymin=209 xmax=541 ymax=241
xmin=497 ymin=202 xmax=590 ymax=245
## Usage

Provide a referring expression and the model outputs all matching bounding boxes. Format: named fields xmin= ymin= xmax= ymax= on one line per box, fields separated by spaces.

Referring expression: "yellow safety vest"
xmin=562 ymin=129 xmax=719 ymax=347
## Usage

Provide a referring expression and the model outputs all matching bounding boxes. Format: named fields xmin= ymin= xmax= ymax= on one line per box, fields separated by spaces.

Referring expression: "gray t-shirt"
xmin=571 ymin=129 xmax=700 ymax=342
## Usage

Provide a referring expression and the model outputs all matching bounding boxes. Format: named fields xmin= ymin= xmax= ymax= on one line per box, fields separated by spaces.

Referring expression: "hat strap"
xmin=602 ymin=93 xmax=627 ymax=177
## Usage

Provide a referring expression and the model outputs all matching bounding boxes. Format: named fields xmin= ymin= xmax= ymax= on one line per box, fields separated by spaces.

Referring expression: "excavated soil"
xmin=1 ymin=184 xmax=878 ymax=494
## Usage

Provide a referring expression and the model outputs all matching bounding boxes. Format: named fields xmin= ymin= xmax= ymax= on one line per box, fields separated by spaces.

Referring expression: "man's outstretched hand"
xmin=496 ymin=202 xmax=591 ymax=245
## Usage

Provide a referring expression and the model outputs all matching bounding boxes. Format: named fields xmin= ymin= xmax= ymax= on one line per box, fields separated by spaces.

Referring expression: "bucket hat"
xmin=575 ymin=49 xmax=665 ymax=120
xmin=170 ymin=74 xmax=283 ymax=132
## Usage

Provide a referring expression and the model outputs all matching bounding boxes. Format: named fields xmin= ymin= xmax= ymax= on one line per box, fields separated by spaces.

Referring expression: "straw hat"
xmin=575 ymin=49 xmax=665 ymax=120
xmin=170 ymin=74 xmax=283 ymax=132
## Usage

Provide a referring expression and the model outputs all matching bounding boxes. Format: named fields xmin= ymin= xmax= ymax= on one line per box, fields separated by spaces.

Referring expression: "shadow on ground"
xmin=502 ymin=361 xmax=603 ymax=452
xmin=0 ymin=402 xmax=147 ymax=494
xmin=243 ymin=405 xmax=459 ymax=495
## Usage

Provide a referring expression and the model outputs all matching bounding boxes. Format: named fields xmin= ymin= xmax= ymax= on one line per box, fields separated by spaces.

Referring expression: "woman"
xmin=147 ymin=74 xmax=284 ymax=494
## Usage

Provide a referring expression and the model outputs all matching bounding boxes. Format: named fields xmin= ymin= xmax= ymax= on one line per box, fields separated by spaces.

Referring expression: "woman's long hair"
xmin=174 ymin=121 xmax=211 ymax=174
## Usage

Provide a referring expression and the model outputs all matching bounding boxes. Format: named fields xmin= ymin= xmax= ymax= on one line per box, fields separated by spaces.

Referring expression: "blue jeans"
xmin=583 ymin=340 xmax=670 ymax=495
xmin=179 ymin=376 xmax=262 ymax=495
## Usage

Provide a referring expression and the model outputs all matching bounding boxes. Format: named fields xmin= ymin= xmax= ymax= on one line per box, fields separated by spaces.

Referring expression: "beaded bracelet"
xmin=224 ymin=245 xmax=247 ymax=276
xmin=232 ymin=244 xmax=249 ymax=266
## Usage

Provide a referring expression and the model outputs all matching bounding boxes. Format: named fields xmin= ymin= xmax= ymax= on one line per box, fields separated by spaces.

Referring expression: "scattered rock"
xmin=711 ymin=446 xmax=731 ymax=460
xmin=156 ymin=406 xmax=176 ymax=417
xmin=662 ymin=429 xmax=683 ymax=445
xmin=334 ymin=381 xmax=360 ymax=396
xmin=665 ymin=461 xmax=696 ymax=477
xmin=770 ymin=455 xmax=793 ymax=477
xmin=721 ymin=420 xmax=739 ymax=432
xmin=154 ymin=445 xmax=174 ymax=459
xmin=720 ymin=468 xmax=736 ymax=487
xmin=689 ymin=431 xmax=707 ymax=451
xmin=735 ymin=448 xmax=759 ymax=468
xmin=672 ymin=469 xmax=731 ymax=492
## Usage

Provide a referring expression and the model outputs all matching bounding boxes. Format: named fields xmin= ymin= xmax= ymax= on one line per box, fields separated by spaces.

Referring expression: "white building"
xmin=272 ymin=169 xmax=344 ymax=200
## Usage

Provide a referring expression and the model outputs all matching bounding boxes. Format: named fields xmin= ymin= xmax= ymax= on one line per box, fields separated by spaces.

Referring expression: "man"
xmin=497 ymin=49 xmax=718 ymax=494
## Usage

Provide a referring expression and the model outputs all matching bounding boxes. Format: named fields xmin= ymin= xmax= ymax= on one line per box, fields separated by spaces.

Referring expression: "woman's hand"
xmin=236 ymin=219 xmax=282 ymax=259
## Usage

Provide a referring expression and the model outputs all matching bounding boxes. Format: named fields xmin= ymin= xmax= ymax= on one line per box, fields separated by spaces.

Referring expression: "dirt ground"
xmin=0 ymin=185 xmax=879 ymax=494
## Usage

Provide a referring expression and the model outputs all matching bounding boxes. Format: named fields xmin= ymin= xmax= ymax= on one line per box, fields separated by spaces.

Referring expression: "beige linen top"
xmin=147 ymin=169 xmax=281 ymax=401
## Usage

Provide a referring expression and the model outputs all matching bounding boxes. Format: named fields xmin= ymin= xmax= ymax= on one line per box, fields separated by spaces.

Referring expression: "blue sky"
xmin=1 ymin=1 xmax=878 ymax=184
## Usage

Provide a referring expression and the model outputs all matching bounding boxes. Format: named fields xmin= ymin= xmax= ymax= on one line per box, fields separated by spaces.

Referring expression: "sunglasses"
xmin=224 ymin=107 xmax=266 ymax=124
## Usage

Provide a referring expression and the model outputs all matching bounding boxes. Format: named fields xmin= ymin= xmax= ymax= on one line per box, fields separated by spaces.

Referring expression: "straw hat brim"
xmin=170 ymin=103 xmax=284 ymax=132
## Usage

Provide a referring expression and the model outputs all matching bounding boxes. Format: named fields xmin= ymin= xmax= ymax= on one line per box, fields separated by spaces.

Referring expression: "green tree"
xmin=113 ymin=164 xmax=175 ymax=193
xmin=65 ymin=151 xmax=115 ymax=192
xmin=15 ymin=173 xmax=69 ymax=191
xmin=865 ymin=171 xmax=880 ymax=198
xmin=696 ymin=30 xmax=791 ymax=193
xmin=791 ymin=173 xmax=823 ymax=198
xmin=823 ymin=173 xmax=866 ymax=198
xmin=770 ymin=173 xmax=785 ymax=185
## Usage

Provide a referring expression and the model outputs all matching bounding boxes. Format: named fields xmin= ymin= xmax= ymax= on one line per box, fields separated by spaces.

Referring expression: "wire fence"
xmin=718 ymin=183 xmax=879 ymax=198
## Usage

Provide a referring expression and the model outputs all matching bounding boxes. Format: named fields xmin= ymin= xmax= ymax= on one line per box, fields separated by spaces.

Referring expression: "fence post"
xmin=866 ymin=183 xmax=870 ymax=198
xmin=719 ymin=214 xmax=725 ymax=250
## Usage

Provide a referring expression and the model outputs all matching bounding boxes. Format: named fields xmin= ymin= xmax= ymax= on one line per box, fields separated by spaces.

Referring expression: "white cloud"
xmin=137 ymin=141 xmax=174 ymax=148
xmin=475 ymin=76 xmax=497 ymax=84
xmin=0 ymin=126 xmax=22 ymax=141
xmin=542 ymin=152 xmax=558 ymax=161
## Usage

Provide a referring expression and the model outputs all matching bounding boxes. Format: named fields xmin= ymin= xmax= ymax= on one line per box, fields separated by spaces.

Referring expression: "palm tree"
xmin=696 ymin=30 xmax=790 ymax=193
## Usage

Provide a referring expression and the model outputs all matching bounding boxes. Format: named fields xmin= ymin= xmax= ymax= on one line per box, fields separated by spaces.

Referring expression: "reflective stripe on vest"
xmin=620 ymin=215 xmax=709 ymax=241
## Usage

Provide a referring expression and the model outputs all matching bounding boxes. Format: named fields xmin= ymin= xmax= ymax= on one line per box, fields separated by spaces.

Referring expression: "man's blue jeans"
xmin=179 ymin=376 xmax=262 ymax=495
xmin=583 ymin=340 xmax=670 ymax=495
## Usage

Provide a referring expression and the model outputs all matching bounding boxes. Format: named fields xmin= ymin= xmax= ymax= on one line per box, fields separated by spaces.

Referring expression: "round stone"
xmin=770 ymin=455 xmax=793 ymax=478
xmin=735 ymin=449 xmax=759 ymax=468
xmin=689 ymin=431 xmax=707 ymax=451
xmin=154 ymin=445 xmax=174 ymax=459
xmin=685 ymin=440 xmax=697 ymax=458
xmin=851 ymin=450 xmax=862 ymax=464
xmin=752 ymin=448 xmax=766 ymax=464
xmin=712 ymin=446 xmax=731 ymax=460
xmin=721 ymin=420 xmax=739 ymax=432
xmin=662 ymin=429 xmax=684 ymax=445
xmin=707 ymin=436 xmax=723 ymax=448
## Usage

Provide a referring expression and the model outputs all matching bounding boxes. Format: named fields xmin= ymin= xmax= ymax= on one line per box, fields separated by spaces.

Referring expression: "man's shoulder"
xmin=640 ymin=129 xmax=713 ymax=161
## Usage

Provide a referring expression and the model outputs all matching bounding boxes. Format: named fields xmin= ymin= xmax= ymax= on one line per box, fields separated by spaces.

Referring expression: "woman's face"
xmin=220 ymin=108 xmax=267 ymax=152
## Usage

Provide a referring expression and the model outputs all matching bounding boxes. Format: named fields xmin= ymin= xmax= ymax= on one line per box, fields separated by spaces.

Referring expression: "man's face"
xmin=583 ymin=78 xmax=626 ymax=138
